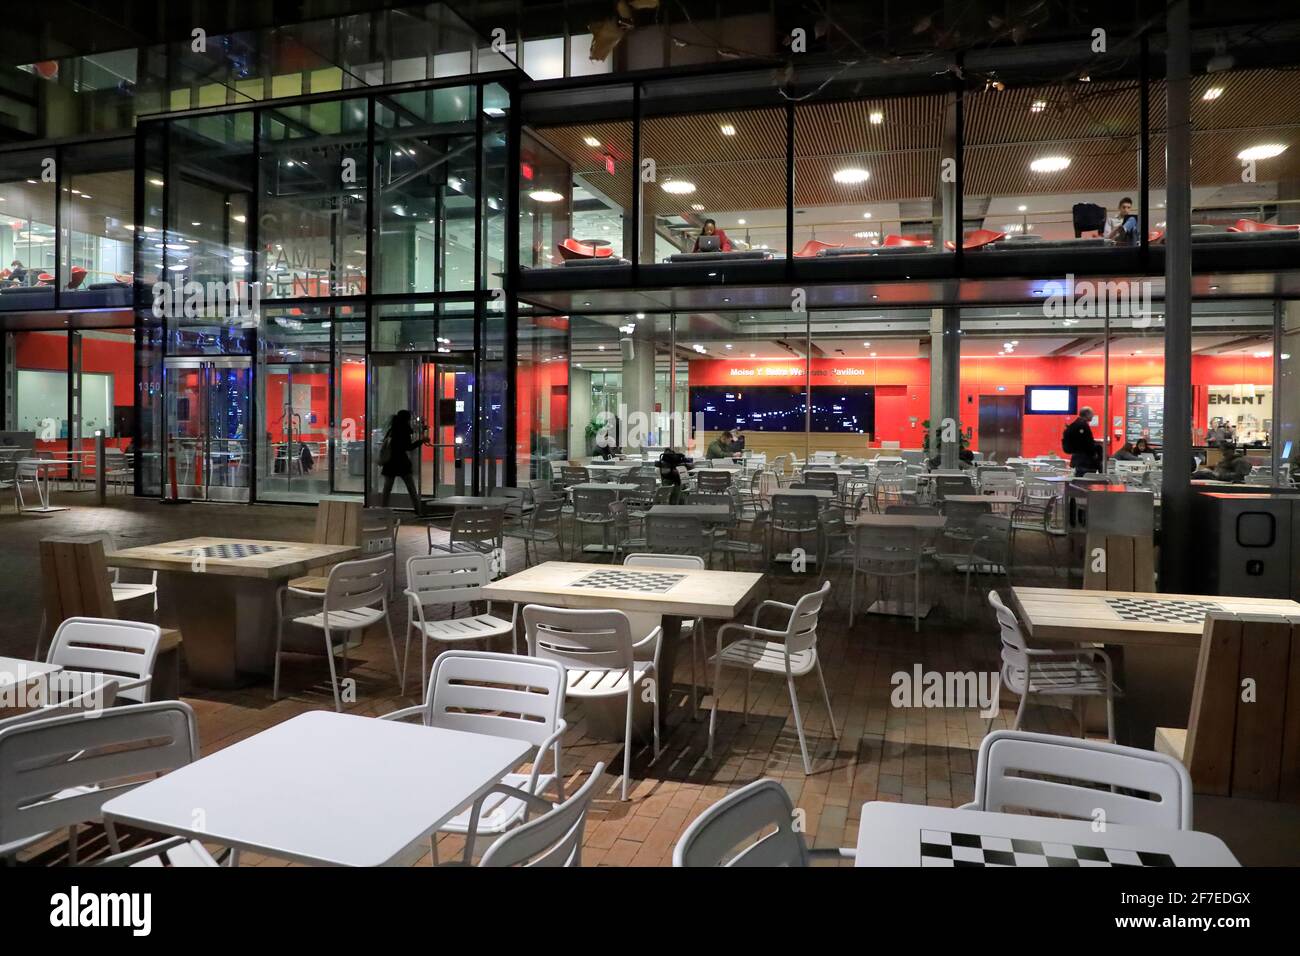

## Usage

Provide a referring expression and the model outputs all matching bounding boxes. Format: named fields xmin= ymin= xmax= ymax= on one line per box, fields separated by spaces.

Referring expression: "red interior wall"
xmin=15 ymin=331 xmax=133 ymax=451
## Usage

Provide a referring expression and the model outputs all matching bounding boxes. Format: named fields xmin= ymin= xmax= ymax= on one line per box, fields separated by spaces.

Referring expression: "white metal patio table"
xmin=102 ymin=711 xmax=533 ymax=867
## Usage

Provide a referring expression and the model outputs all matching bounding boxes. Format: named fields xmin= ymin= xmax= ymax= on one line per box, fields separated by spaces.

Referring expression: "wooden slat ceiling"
xmin=529 ymin=67 xmax=1300 ymax=215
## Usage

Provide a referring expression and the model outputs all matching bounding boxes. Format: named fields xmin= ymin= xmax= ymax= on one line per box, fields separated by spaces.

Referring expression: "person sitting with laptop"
xmin=693 ymin=219 xmax=733 ymax=253
xmin=1106 ymin=197 xmax=1139 ymax=246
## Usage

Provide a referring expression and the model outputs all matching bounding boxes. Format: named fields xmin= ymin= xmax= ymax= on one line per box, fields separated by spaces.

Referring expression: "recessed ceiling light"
xmin=149 ymin=178 xmax=164 ymax=187
xmin=1202 ymin=87 xmax=1224 ymax=101
xmin=1030 ymin=156 xmax=1071 ymax=173
xmin=1237 ymin=143 xmax=1287 ymax=161
xmin=166 ymin=263 xmax=187 ymax=271
xmin=636 ymin=313 xmax=645 ymax=319
xmin=691 ymin=203 xmax=705 ymax=211
xmin=869 ymin=352 xmax=877 ymax=357
xmin=862 ymin=341 xmax=871 ymax=347
xmin=190 ymin=221 xmax=201 ymax=226
xmin=725 ymin=344 xmax=732 ymax=349
xmin=232 ymin=214 xmax=246 ymax=223
xmin=868 ymin=111 xmax=884 ymax=124
xmin=720 ymin=124 xmax=737 ymax=136
xmin=1030 ymin=100 xmax=1047 ymax=113
xmin=529 ymin=189 xmax=564 ymax=202
xmin=662 ymin=180 xmax=696 ymax=194
xmin=833 ymin=167 xmax=870 ymax=184
xmin=583 ymin=136 xmax=601 ymax=147
xmin=853 ymin=231 xmax=879 ymax=239
xmin=862 ymin=212 xmax=872 ymax=219
xmin=737 ymin=218 xmax=746 ymax=225
xmin=1017 ymin=205 xmax=1028 ymax=212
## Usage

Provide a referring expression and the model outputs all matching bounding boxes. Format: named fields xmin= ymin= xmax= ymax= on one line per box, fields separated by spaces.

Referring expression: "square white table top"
xmin=0 ymin=657 xmax=61 ymax=691
xmin=855 ymin=802 xmax=1239 ymax=867
xmin=481 ymin=560 xmax=764 ymax=620
xmin=102 ymin=711 xmax=532 ymax=867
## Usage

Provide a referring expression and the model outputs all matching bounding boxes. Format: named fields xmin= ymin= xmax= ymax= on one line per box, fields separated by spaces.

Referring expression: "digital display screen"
xmin=1025 ymin=385 xmax=1078 ymax=415
xmin=690 ymin=386 xmax=874 ymax=434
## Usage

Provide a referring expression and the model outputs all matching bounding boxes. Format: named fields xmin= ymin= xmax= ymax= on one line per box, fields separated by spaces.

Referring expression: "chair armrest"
xmin=96 ymin=836 xmax=196 ymax=867
xmin=379 ymin=704 xmax=427 ymax=723
xmin=523 ymin=720 xmax=569 ymax=806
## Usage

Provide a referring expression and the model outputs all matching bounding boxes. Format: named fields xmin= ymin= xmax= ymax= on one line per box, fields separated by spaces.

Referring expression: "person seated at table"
xmin=593 ymin=424 xmax=619 ymax=461
xmin=1112 ymin=440 xmax=1140 ymax=461
xmin=692 ymin=219 xmax=733 ymax=253
xmin=1106 ymin=197 xmax=1139 ymax=246
xmin=705 ymin=431 xmax=733 ymax=460
xmin=1133 ymin=437 xmax=1156 ymax=458
xmin=728 ymin=427 xmax=746 ymax=455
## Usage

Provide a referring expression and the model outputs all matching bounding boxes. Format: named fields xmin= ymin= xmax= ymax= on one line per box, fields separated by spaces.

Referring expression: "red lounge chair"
xmin=66 ymin=266 xmax=88 ymax=289
xmin=1227 ymin=218 xmax=1300 ymax=233
xmin=1148 ymin=230 xmax=1165 ymax=244
xmin=37 ymin=272 xmax=54 ymax=285
xmin=113 ymin=273 xmax=133 ymax=284
xmin=794 ymin=239 xmax=843 ymax=258
xmin=943 ymin=228 xmax=1006 ymax=251
xmin=882 ymin=234 xmax=932 ymax=248
xmin=557 ymin=238 xmax=614 ymax=260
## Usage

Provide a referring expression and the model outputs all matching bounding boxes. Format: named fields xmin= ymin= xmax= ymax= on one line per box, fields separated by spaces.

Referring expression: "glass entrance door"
xmin=257 ymin=361 xmax=331 ymax=502
xmin=163 ymin=358 xmax=252 ymax=502
xmin=368 ymin=354 xmax=475 ymax=508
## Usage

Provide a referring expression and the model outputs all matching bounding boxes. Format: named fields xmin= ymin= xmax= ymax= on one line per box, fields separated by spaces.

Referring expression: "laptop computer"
xmin=696 ymin=234 xmax=721 ymax=252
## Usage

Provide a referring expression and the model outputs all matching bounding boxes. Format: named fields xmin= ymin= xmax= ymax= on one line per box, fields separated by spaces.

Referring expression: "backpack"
xmin=378 ymin=431 xmax=393 ymax=466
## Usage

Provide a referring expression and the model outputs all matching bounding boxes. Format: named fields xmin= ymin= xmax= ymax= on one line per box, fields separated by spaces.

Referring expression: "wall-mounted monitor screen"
xmin=691 ymin=386 xmax=874 ymax=434
xmin=1025 ymin=385 xmax=1078 ymax=415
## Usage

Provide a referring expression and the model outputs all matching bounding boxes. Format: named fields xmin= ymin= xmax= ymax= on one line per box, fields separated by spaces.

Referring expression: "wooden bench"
xmin=289 ymin=496 xmax=364 ymax=592
xmin=1157 ymin=610 xmax=1300 ymax=802
xmin=38 ymin=535 xmax=185 ymax=700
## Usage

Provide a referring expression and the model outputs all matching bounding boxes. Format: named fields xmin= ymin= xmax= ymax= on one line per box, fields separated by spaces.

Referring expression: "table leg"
xmin=657 ymin=615 xmax=684 ymax=733
xmin=159 ymin=572 xmax=280 ymax=688
xmin=1108 ymin=642 xmax=1199 ymax=748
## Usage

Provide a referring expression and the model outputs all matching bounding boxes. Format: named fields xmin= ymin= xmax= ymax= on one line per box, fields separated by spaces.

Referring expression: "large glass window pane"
xmin=519 ymin=85 xmax=633 ymax=270
xmin=0 ymin=149 xmax=57 ymax=312
xmin=1190 ymin=302 xmax=1274 ymax=481
xmin=373 ymin=87 xmax=477 ymax=295
xmin=60 ymin=138 xmax=134 ymax=306
xmin=518 ymin=308 xmax=569 ymax=480
xmin=260 ymin=98 xmax=368 ymax=297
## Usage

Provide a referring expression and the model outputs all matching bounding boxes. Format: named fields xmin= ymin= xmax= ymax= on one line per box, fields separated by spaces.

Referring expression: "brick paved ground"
xmin=6 ymin=489 xmax=1284 ymax=866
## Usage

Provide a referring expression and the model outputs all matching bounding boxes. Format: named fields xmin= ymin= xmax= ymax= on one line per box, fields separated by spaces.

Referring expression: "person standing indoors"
xmin=1062 ymin=406 xmax=1102 ymax=476
xmin=379 ymin=409 xmax=426 ymax=515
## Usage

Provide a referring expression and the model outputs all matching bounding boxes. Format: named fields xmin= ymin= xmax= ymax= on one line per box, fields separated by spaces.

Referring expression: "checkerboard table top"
xmin=105 ymin=536 xmax=361 ymax=580
xmin=855 ymin=802 xmax=1238 ymax=867
xmin=1011 ymin=586 xmax=1300 ymax=647
xmin=480 ymin=561 xmax=764 ymax=619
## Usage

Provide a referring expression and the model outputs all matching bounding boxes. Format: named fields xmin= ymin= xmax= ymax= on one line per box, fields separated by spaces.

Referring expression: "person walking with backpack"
xmin=380 ymin=409 xmax=426 ymax=514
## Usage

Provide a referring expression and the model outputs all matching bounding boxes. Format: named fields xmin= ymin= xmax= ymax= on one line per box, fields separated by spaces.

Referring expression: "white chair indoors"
xmin=402 ymin=552 xmax=518 ymax=696
xmin=478 ymin=763 xmax=605 ymax=868
xmin=273 ymin=554 xmax=400 ymax=712
xmin=524 ymin=604 xmax=661 ymax=801
xmin=707 ymin=580 xmax=837 ymax=775
xmin=988 ymin=590 xmax=1117 ymax=741
xmin=46 ymin=617 xmax=162 ymax=704
xmin=382 ymin=650 xmax=567 ymax=863
xmin=673 ymin=777 xmax=854 ymax=867
xmin=961 ymin=729 xmax=1193 ymax=830
xmin=0 ymin=701 xmax=213 ymax=866
xmin=623 ymin=552 xmax=706 ymax=718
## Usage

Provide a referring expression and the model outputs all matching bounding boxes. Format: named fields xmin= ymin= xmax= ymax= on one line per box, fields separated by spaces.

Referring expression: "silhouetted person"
xmin=380 ymin=410 xmax=426 ymax=514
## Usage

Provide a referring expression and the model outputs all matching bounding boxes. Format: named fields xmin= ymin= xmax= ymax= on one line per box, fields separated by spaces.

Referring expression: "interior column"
xmin=622 ymin=320 xmax=656 ymax=452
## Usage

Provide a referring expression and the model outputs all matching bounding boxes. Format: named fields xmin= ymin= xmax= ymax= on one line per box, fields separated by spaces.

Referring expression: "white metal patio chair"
xmin=961 ymin=729 xmax=1192 ymax=830
xmin=623 ymin=552 xmax=706 ymax=718
xmin=524 ymin=605 xmax=661 ymax=801
xmin=673 ymin=777 xmax=854 ymax=866
xmin=46 ymin=617 xmax=162 ymax=704
xmin=479 ymin=762 xmax=606 ymax=867
xmin=273 ymin=554 xmax=400 ymax=711
xmin=707 ymin=580 xmax=837 ymax=775
xmin=401 ymin=552 xmax=518 ymax=696
xmin=382 ymin=649 xmax=567 ymax=863
xmin=988 ymin=590 xmax=1118 ymax=741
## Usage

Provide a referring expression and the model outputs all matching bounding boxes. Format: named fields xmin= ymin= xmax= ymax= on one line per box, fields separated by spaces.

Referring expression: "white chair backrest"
xmin=673 ymin=778 xmax=810 ymax=867
xmin=421 ymin=650 xmax=565 ymax=748
xmin=479 ymin=763 xmax=605 ymax=867
xmin=406 ymin=552 xmax=489 ymax=607
xmin=360 ymin=513 xmax=399 ymax=555
xmin=17 ymin=459 xmax=39 ymax=478
xmin=785 ymin=581 xmax=831 ymax=656
xmin=524 ymin=605 xmax=635 ymax=675
xmin=0 ymin=701 xmax=198 ymax=848
xmin=973 ymin=730 xmax=1193 ymax=830
xmin=324 ymin=554 xmax=391 ymax=613
xmin=987 ymin=590 xmax=1028 ymax=675
xmin=622 ymin=553 xmax=705 ymax=638
xmin=46 ymin=617 xmax=162 ymax=704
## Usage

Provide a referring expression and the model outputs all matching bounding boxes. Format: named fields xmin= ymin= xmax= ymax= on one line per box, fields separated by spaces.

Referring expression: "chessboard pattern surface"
xmin=173 ymin=543 xmax=289 ymax=560
xmin=919 ymin=829 xmax=1176 ymax=867
xmin=571 ymin=569 xmax=686 ymax=593
xmin=1104 ymin=596 xmax=1217 ymax=624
